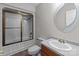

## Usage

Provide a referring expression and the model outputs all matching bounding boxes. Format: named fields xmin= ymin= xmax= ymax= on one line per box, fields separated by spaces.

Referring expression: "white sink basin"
xmin=48 ymin=40 xmax=72 ymax=51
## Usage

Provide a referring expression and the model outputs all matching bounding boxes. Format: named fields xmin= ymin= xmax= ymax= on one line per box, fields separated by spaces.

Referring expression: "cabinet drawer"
xmin=41 ymin=45 xmax=59 ymax=56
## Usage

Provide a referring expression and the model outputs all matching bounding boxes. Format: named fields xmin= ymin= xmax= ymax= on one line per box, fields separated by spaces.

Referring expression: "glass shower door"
xmin=22 ymin=15 xmax=33 ymax=41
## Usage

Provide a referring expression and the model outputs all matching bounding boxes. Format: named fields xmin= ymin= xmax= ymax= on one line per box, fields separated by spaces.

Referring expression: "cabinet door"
xmin=41 ymin=45 xmax=59 ymax=56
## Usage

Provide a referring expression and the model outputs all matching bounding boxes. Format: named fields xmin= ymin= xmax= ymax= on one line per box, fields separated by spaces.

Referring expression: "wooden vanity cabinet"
xmin=41 ymin=44 xmax=59 ymax=56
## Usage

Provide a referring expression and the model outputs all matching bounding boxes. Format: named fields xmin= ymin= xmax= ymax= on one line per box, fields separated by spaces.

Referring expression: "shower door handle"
xmin=29 ymin=32 xmax=33 ymax=39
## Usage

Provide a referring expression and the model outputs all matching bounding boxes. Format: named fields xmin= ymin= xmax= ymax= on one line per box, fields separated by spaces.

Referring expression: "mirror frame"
xmin=54 ymin=3 xmax=78 ymax=32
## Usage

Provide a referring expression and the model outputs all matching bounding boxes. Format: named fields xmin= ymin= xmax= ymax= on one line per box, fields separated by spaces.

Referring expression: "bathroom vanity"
xmin=41 ymin=44 xmax=59 ymax=56
xmin=41 ymin=38 xmax=79 ymax=56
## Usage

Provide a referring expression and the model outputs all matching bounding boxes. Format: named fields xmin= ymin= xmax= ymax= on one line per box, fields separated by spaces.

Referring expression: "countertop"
xmin=41 ymin=38 xmax=79 ymax=56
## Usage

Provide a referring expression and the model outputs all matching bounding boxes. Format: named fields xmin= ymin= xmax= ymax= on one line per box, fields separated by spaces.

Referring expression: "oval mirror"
xmin=54 ymin=3 xmax=78 ymax=32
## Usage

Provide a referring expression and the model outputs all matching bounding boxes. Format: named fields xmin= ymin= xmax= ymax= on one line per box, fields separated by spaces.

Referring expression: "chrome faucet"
xmin=58 ymin=39 xmax=66 ymax=44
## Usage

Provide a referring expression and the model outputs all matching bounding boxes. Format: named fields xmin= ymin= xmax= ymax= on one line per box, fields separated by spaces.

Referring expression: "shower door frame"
xmin=2 ymin=8 xmax=34 ymax=46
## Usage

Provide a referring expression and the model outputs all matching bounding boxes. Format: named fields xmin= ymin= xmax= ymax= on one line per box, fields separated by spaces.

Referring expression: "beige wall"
xmin=35 ymin=3 xmax=79 ymax=43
